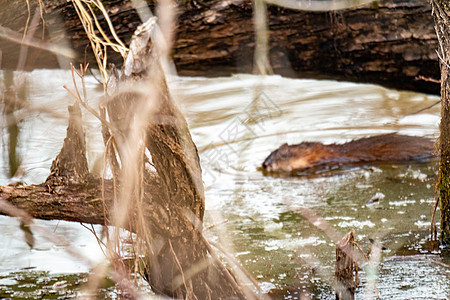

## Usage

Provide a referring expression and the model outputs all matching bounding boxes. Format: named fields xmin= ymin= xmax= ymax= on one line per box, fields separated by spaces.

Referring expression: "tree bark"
xmin=0 ymin=0 xmax=440 ymax=94
xmin=432 ymin=0 xmax=450 ymax=247
xmin=1 ymin=17 xmax=252 ymax=299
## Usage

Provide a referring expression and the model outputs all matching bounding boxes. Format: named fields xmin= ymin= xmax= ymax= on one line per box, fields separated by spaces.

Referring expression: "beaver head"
xmin=262 ymin=142 xmax=326 ymax=173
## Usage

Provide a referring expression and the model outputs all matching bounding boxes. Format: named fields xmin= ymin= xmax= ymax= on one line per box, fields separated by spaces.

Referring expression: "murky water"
xmin=1 ymin=70 xmax=449 ymax=299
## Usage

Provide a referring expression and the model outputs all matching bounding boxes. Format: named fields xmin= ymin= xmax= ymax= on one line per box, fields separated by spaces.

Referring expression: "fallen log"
xmin=0 ymin=0 xmax=440 ymax=94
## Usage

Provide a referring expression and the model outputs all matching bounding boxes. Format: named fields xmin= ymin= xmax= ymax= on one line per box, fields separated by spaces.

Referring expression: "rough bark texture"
xmin=0 ymin=181 xmax=109 ymax=224
xmin=0 ymin=103 xmax=110 ymax=225
xmin=432 ymin=0 xmax=450 ymax=246
xmin=101 ymin=20 xmax=247 ymax=297
xmin=1 ymin=17 xmax=249 ymax=299
xmin=335 ymin=231 xmax=356 ymax=300
xmin=45 ymin=103 xmax=90 ymax=185
xmin=0 ymin=0 xmax=440 ymax=94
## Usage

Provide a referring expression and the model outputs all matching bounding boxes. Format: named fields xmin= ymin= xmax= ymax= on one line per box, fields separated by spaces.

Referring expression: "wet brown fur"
xmin=262 ymin=133 xmax=435 ymax=174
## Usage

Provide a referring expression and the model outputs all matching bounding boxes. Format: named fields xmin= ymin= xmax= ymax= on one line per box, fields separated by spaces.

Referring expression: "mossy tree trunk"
xmin=432 ymin=0 xmax=450 ymax=246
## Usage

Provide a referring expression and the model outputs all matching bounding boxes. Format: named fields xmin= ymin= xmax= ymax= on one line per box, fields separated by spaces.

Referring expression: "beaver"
xmin=262 ymin=133 xmax=435 ymax=174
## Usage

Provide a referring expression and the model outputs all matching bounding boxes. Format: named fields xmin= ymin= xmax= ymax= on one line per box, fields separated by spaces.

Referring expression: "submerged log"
xmin=0 ymin=0 xmax=440 ymax=94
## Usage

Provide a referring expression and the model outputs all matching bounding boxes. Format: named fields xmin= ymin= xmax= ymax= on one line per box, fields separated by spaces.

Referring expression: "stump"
xmin=335 ymin=231 xmax=356 ymax=300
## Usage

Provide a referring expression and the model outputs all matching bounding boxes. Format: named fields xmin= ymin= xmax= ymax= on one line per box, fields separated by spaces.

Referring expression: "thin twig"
xmin=81 ymin=63 xmax=89 ymax=101
xmin=80 ymin=223 xmax=108 ymax=257
xmin=436 ymin=49 xmax=450 ymax=69
xmin=90 ymin=1 xmax=128 ymax=54
xmin=23 ymin=0 xmax=31 ymax=42
xmin=406 ymin=100 xmax=440 ymax=116
xmin=63 ymin=84 xmax=114 ymax=133
xmin=37 ymin=0 xmax=46 ymax=39
xmin=70 ymin=0 xmax=129 ymax=87
xmin=168 ymin=240 xmax=192 ymax=298
xmin=416 ymin=75 xmax=440 ymax=84
xmin=70 ymin=63 xmax=83 ymax=101
xmin=203 ymin=219 xmax=229 ymax=232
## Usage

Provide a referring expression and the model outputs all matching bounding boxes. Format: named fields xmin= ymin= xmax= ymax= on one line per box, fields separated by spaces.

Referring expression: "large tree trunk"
xmin=432 ymin=0 xmax=450 ymax=247
xmin=0 ymin=0 xmax=440 ymax=94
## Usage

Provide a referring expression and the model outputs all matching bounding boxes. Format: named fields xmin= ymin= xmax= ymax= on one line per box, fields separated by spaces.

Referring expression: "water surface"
xmin=0 ymin=70 xmax=448 ymax=299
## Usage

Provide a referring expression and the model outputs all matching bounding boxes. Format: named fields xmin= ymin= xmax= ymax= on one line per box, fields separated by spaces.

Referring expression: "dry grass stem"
xmin=168 ymin=240 xmax=193 ymax=298
xmin=203 ymin=218 xmax=229 ymax=232
xmin=23 ymin=0 xmax=31 ymax=42
xmin=63 ymin=64 xmax=115 ymax=133
xmin=266 ymin=0 xmax=375 ymax=11
xmin=37 ymin=0 xmax=46 ymax=39
xmin=80 ymin=223 xmax=108 ymax=256
xmin=70 ymin=0 xmax=129 ymax=86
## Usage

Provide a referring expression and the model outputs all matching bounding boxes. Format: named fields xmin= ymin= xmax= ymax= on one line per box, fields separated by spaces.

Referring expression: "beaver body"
xmin=262 ymin=133 xmax=435 ymax=174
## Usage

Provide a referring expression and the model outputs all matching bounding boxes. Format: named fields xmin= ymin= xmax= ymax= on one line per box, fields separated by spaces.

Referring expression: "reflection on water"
xmin=0 ymin=70 xmax=448 ymax=299
xmin=0 ymin=69 xmax=104 ymax=185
